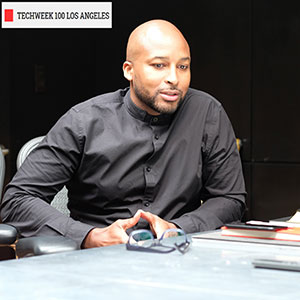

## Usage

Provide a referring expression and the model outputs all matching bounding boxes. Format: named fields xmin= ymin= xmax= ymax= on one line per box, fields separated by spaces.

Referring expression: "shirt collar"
xmin=124 ymin=88 xmax=173 ymax=126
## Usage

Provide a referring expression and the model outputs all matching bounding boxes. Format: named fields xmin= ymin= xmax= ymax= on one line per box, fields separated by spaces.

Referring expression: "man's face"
xmin=127 ymin=29 xmax=191 ymax=115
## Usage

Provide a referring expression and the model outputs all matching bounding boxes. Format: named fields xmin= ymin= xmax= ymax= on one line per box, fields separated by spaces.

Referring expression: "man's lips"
xmin=159 ymin=90 xmax=180 ymax=102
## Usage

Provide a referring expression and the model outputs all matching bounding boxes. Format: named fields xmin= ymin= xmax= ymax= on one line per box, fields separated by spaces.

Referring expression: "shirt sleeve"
xmin=0 ymin=108 xmax=95 ymax=248
xmin=170 ymin=103 xmax=246 ymax=233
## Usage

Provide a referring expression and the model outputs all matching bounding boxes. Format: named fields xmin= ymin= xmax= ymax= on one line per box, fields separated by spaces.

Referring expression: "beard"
xmin=133 ymin=82 xmax=183 ymax=115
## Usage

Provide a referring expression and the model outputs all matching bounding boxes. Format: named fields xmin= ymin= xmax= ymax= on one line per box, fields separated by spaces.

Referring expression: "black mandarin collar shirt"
xmin=1 ymin=88 xmax=246 ymax=247
xmin=124 ymin=88 xmax=173 ymax=125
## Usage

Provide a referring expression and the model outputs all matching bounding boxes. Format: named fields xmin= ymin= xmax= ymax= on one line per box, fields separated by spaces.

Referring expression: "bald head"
xmin=123 ymin=19 xmax=191 ymax=116
xmin=126 ymin=19 xmax=190 ymax=62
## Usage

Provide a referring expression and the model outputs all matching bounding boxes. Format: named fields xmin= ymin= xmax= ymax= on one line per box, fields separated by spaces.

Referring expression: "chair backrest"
xmin=16 ymin=136 xmax=45 ymax=169
xmin=17 ymin=136 xmax=70 ymax=216
xmin=0 ymin=149 xmax=5 ymax=198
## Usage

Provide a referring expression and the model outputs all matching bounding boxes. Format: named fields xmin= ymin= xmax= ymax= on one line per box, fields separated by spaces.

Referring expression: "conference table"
xmin=0 ymin=231 xmax=300 ymax=299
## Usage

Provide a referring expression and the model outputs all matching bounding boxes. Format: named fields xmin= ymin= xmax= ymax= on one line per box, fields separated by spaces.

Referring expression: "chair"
xmin=0 ymin=147 xmax=5 ymax=198
xmin=16 ymin=136 xmax=45 ymax=169
xmin=16 ymin=136 xmax=70 ymax=216
xmin=0 ymin=136 xmax=78 ymax=259
xmin=0 ymin=148 xmax=17 ymax=260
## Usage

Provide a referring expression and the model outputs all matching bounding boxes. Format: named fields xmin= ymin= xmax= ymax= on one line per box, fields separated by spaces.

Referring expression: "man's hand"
xmin=138 ymin=209 xmax=177 ymax=238
xmin=82 ymin=210 xmax=141 ymax=248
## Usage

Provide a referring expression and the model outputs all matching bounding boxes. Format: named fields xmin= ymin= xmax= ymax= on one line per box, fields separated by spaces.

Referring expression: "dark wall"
xmin=251 ymin=0 xmax=300 ymax=220
xmin=1 ymin=0 xmax=300 ymax=220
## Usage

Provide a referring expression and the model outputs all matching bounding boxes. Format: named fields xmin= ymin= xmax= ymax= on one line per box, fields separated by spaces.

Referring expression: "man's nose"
xmin=164 ymin=66 xmax=178 ymax=85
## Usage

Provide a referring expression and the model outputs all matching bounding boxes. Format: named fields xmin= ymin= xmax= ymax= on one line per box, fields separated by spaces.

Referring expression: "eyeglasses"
xmin=126 ymin=228 xmax=191 ymax=254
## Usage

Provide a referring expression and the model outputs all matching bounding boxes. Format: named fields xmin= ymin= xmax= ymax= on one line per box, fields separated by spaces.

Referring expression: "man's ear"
xmin=123 ymin=61 xmax=133 ymax=81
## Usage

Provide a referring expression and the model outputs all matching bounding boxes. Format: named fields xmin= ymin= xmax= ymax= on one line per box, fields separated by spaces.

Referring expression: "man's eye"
xmin=179 ymin=65 xmax=188 ymax=70
xmin=153 ymin=64 xmax=164 ymax=69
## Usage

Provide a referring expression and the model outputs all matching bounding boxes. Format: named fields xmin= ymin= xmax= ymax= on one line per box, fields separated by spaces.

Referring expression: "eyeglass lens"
xmin=129 ymin=229 xmax=190 ymax=253
xmin=129 ymin=230 xmax=154 ymax=248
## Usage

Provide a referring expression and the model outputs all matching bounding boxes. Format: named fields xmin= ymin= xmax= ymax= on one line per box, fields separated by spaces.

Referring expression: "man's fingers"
xmin=118 ymin=230 xmax=130 ymax=244
xmin=139 ymin=210 xmax=156 ymax=224
xmin=139 ymin=210 xmax=161 ymax=236
xmin=120 ymin=211 xmax=142 ymax=230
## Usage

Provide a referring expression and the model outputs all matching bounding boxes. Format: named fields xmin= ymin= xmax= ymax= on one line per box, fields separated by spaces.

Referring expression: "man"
xmin=0 ymin=20 xmax=246 ymax=248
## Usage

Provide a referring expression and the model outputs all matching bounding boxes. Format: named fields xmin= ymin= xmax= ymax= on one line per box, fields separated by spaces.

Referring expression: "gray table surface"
xmin=1 ymin=232 xmax=300 ymax=300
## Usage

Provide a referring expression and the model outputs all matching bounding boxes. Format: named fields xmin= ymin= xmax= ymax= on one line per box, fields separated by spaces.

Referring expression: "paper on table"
xmin=287 ymin=209 xmax=300 ymax=223
xmin=246 ymin=208 xmax=300 ymax=227
xmin=246 ymin=220 xmax=300 ymax=228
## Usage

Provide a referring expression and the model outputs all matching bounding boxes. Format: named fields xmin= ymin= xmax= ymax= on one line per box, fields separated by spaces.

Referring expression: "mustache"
xmin=157 ymin=87 xmax=183 ymax=95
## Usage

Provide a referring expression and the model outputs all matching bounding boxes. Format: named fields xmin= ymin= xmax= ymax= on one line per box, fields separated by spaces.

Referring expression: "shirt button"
xmin=152 ymin=117 xmax=159 ymax=123
xmin=146 ymin=166 xmax=151 ymax=172
xmin=144 ymin=202 xmax=150 ymax=207
xmin=154 ymin=135 xmax=159 ymax=140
